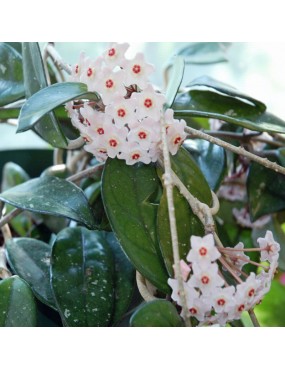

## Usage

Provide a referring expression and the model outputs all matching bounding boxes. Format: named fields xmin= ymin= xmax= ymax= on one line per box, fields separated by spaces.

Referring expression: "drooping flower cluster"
xmin=66 ymin=43 xmax=187 ymax=165
xmin=168 ymin=231 xmax=280 ymax=326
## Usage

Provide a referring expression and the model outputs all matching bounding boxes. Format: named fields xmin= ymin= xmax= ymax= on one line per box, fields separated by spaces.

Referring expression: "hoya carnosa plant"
xmin=1 ymin=42 xmax=285 ymax=327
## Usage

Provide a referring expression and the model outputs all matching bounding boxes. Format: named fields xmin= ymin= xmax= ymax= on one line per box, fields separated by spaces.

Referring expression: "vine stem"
xmin=67 ymin=163 xmax=104 ymax=183
xmin=160 ymin=117 xmax=191 ymax=327
xmin=136 ymin=271 xmax=157 ymax=302
xmin=44 ymin=42 xmax=72 ymax=75
xmin=184 ymin=126 xmax=285 ymax=176
xmin=0 ymin=203 xmax=12 ymax=279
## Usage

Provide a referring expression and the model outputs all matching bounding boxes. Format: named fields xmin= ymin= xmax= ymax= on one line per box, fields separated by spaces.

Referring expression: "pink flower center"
xmin=144 ymin=98 xmax=153 ymax=108
xmin=117 ymin=108 xmax=126 ymax=117
xmin=108 ymin=48 xmax=116 ymax=57
xmin=248 ymin=288 xmax=255 ymax=297
xmin=238 ymin=304 xmax=245 ymax=312
xmin=189 ymin=307 xmax=197 ymax=314
xmin=132 ymin=64 xmax=141 ymax=74
xmin=217 ymin=298 xmax=225 ymax=306
xmin=106 ymin=79 xmax=114 ymax=89
xmin=199 ymin=247 xmax=207 ymax=256
xmin=97 ymin=128 xmax=104 ymax=135
xmin=201 ymin=276 xmax=210 ymax=285
xmin=87 ymin=68 xmax=93 ymax=77
xmin=109 ymin=139 xmax=118 ymax=147
xmin=132 ymin=153 xmax=140 ymax=160
xmin=138 ymin=131 xmax=147 ymax=139
xmin=174 ymin=136 xmax=182 ymax=145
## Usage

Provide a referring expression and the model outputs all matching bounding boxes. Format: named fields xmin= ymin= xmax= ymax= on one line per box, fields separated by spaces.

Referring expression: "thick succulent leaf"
xmin=50 ymin=227 xmax=114 ymax=326
xmin=165 ymin=56 xmax=184 ymax=108
xmin=173 ymin=89 xmax=285 ymax=134
xmin=177 ymin=42 xmax=230 ymax=64
xmin=183 ymin=139 xmax=227 ymax=191
xmin=1 ymin=161 xmax=30 ymax=191
xmin=0 ymin=276 xmax=37 ymax=327
xmin=0 ymin=43 xmax=24 ymax=106
xmin=0 ymin=176 xmax=96 ymax=229
xmin=18 ymin=82 xmax=100 ymax=133
xmin=22 ymin=42 xmax=68 ymax=148
xmin=102 ymin=158 xmax=170 ymax=294
xmin=105 ymin=232 xmax=135 ymax=325
xmin=130 ymin=300 xmax=183 ymax=327
xmin=188 ymin=76 xmax=266 ymax=112
xmin=247 ymin=162 xmax=285 ymax=221
xmin=5 ymin=238 xmax=56 ymax=309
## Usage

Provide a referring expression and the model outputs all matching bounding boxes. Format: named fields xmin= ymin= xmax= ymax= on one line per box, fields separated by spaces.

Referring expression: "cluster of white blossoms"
xmin=65 ymin=43 xmax=187 ymax=165
xmin=168 ymin=231 xmax=280 ymax=326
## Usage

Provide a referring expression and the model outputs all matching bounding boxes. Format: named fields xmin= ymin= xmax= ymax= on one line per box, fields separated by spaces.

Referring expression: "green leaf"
xmin=158 ymin=188 xmax=203 ymax=276
xmin=0 ymin=176 xmax=96 ymax=229
xmin=18 ymin=82 xmax=100 ymax=133
xmin=130 ymin=300 xmax=183 ymax=327
xmin=173 ymin=87 xmax=285 ymax=134
xmin=5 ymin=238 xmax=56 ymax=309
xmin=102 ymin=158 xmax=170 ymax=293
xmin=22 ymin=42 xmax=68 ymax=148
xmin=177 ymin=42 xmax=230 ymax=65
xmin=50 ymin=227 xmax=114 ymax=326
xmin=157 ymin=147 xmax=211 ymax=276
xmin=105 ymin=232 xmax=135 ymax=325
xmin=1 ymin=161 xmax=30 ymax=191
xmin=165 ymin=56 xmax=184 ymax=108
xmin=183 ymin=139 xmax=227 ymax=191
xmin=247 ymin=162 xmax=285 ymax=221
xmin=171 ymin=147 xmax=212 ymax=205
xmin=0 ymin=43 xmax=24 ymax=106
xmin=189 ymin=76 xmax=266 ymax=112
xmin=0 ymin=276 xmax=37 ymax=327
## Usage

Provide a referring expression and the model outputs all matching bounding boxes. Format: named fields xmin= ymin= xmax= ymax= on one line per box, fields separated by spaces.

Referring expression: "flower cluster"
xmin=66 ymin=43 xmax=187 ymax=165
xmin=168 ymin=231 xmax=280 ymax=326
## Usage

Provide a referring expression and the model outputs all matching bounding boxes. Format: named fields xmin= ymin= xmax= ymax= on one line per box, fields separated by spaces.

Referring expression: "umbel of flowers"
xmin=168 ymin=231 xmax=280 ymax=326
xmin=66 ymin=43 xmax=187 ymax=164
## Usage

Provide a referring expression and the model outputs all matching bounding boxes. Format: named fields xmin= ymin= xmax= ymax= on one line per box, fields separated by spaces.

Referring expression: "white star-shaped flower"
xmin=103 ymin=42 xmax=129 ymax=69
xmin=133 ymin=84 xmax=166 ymax=121
xmin=257 ymin=230 xmax=280 ymax=262
xmin=97 ymin=67 xmax=126 ymax=105
xmin=122 ymin=52 xmax=155 ymax=89
xmin=188 ymin=262 xmax=224 ymax=295
xmin=105 ymin=93 xmax=137 ymax=128
xmin=187 ymin=234 xmax=221 ymax=267
xmin=117 ymin=141 xmax=151 ymax=165
xmin=127 ymin=117 xmax=160 ymax=151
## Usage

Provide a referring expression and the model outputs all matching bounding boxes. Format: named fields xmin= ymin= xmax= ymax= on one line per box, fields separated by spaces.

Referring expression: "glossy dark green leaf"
xmin=36 ymin=300 xmax=62 ymax=327
xmin=130 ymin=300 xmax=183 ymax=327
xmin=84 ymin=182 xmax=102 ymax=205
xmin=0 ymin=176 xmax=96 ymax=229
xmin=1 ymin=161 xmax=30 ymax=191
xmin=102 ymin=158 xmax=170 ymax=293
xmin=5 ymin=238 xmax=56 ymax=309
xmin=247 ymin=162 xmax=285 ymax=221
xmin=157 ymin=147 xmax=211 ymax=276
xmin=174 ymin=89 xmax=285 ymax=134
xmin=171 ymin=147 xmax=212 ymax=205
xmin=51 ymin=227 xmax=114 ymax=326
xmin=183 ymin=139 xmax=227 ymax=191
xmin=5 ymin=42 xmax=22 ymax=55
xmin=189 ymin=76 xmax=266 ymax=112
xmin=0 ymin=276 xmax=37 ymax=327
xmin=105 ymin=232 xmax=135 ymax=325
xmin=40 ymin=164 xmax=71 ymax=179
xmin=177 ymin=42 xmax=230 ymax=65
xmin=0 ymin=43 xmax=24 ymax=106
xmin=18 ymin=82 xmax=100 ymax=133
xmin=158 ymin=188 xmax=203 ymax=276
xmin=22 ymin=42 xmax=68 ymax=148
xmin=1 ymin=162 xmax=33 ymax=236
xmin=165 ymin=56 xmax=184 ymax=108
